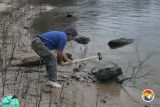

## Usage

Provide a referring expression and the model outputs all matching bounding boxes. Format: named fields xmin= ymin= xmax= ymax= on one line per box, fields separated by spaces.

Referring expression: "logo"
xmin=142 ymin=89 xmax=154 ymax=102
xmin=0 ymin=95 xmax=20 ymax=107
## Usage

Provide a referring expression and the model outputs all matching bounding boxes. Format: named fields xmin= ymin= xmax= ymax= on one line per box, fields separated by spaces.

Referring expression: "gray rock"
xmin=72 ymin=72 xmax=88 ymax=81
xmin=100 ymin=99 xmax=106 ymax=103
xmin=108 ymin=38 xmax=134 ymax=49
xmin=66 ymin=14 xmax=73 ymax=18
xmin=92 ymin=67 xmax=123 ymax=82
xmin=74 ymin=36 xmax=90 ymax=44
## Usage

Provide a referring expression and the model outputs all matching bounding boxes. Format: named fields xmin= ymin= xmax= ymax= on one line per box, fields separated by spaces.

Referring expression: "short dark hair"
xmin=64 ymin=27 xmax=78 ymax=37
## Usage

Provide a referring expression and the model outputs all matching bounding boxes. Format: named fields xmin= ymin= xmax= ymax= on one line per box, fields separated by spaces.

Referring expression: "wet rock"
xmin=23 ymin=26 xmax=30 ymax=29
xmin=74 ymin=36 xmax=90 ymax=44
xmin=100 ymin=99 xmax=106 ymax=103
xmin=66 ymin=53 xmax=73 ymax=60
xmin=73 ymin=68 xmax=79 ymax=72
xmin=72 ymin=72 xmax=88 ymax=82
xmin=108 ymin=38 xmax=134 ymax=49
xmin=66 ymin=14 xmax=73 ymax=18
xmin=92 ymin=67 xmax=123 ymax=82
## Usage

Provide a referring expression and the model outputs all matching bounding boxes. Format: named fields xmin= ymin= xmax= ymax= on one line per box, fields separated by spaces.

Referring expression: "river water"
xmin=33 ymin=0 xmax=160 ymax=70
xmin=31 ymin=0 xmax=160 ymax=106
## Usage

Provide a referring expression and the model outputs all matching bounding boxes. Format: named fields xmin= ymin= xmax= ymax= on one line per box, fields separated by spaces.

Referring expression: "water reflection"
xmin=32 ymin=10 xmax=77 ymax=34
xmin=30 ymin=0 xmax=79 ymax=6
xmin=96 ymin=83 xmax=121 ymax=96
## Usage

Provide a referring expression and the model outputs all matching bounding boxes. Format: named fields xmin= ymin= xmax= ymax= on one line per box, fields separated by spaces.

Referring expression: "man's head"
xmin=64 ymin=27 xmax=78 ymax=41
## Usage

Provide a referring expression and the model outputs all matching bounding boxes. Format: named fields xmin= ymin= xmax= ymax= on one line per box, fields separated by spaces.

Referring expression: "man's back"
xmin=38 ymin=31 xmax=67 ymax=51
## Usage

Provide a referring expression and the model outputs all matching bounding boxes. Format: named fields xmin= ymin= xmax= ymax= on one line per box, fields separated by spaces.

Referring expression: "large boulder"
xmin=91 ymin=62 xmax=123 ymax=82
xmin=108 ymin=38 xmax=134 ymax=49
xmin=92 ymin=67 xmax=122 ymax=82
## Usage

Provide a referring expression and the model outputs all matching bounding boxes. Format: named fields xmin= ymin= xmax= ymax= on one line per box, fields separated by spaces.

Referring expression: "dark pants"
xmin=31 ymin=37 xmax=57 ymax=82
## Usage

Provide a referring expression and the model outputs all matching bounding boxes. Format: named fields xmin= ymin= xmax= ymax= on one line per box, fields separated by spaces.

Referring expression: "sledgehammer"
xmin=64 ymin=52 xmax=102 ymax=65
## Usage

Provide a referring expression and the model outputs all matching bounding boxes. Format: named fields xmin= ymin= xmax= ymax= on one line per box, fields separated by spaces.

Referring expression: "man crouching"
xmin=31 ymin=27 xmax=78 ymax=88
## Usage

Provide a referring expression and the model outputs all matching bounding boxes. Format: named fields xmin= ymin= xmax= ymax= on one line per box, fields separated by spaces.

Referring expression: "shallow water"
xmin=30 ymin=0 xmax=160 ymax=106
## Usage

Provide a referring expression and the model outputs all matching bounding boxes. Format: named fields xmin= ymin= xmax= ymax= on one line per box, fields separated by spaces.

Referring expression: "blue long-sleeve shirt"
xmin=37 ymin=31 xmax=67 ymax=52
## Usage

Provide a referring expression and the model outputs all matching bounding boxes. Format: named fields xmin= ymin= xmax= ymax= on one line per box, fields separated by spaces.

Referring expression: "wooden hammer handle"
xmin=64 ymin=55 xmax=98 ymax=65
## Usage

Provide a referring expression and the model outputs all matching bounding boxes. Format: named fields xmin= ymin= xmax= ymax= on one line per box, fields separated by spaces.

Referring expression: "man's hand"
xmin=59 ymin=60 xmax=73 ymax=66
xmin=57 ymin=50 xmax=73 ymax=65
xmin=59 ymin=61 xmax=65 ymax=66
xmin=66 ymin=59 xmax=73 ymax=64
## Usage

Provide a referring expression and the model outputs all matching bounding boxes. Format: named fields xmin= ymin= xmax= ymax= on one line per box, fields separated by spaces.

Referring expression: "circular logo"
xmin=0 ymin=95 xmax=19 ymax=107
xmin=142 ymin=89 xmax=154 ymax=102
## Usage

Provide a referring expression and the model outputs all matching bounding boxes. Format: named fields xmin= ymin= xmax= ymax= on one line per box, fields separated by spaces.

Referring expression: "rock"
xmin=92 ymin=67 xmax=123 ymax=82
xmin=72 ymin=72 xmax=88 ymax=82
xmin=74 ymin=36 xmax=90 ymax=44
xmin=108 ymin=38 xmax=134 ymax=49
xmin=23 ymin=26 xmax=30 ymax=29
xmin=66 ymin=53 xmax=73 ymax=60
xmin=73 ymin=68 xmax=79 ymax=72
xmin=66 ymin=14 xmax=73 ymax=18
xmin=100 ymin=99 xmax=106 ymax=103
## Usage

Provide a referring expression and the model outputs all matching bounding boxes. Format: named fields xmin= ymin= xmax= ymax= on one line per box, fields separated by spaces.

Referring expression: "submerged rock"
xmin=74 ymin=36 xmax=90 ymax=44
xmin=66 ymin=14 xmax=73 ymax=18
xmin=92 ymin=67 xmax=123 ymax=82
xmin=108 ymin=38 xmax=134 ymax=49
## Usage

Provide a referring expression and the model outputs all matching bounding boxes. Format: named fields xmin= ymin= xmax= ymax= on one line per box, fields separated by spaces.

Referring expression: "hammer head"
xmin=98 ymin=52 xmax=102 ymax=60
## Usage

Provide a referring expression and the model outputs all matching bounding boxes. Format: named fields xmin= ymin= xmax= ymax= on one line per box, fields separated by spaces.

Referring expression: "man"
xmin=31 ymin=27 xmax=78 ymax=88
